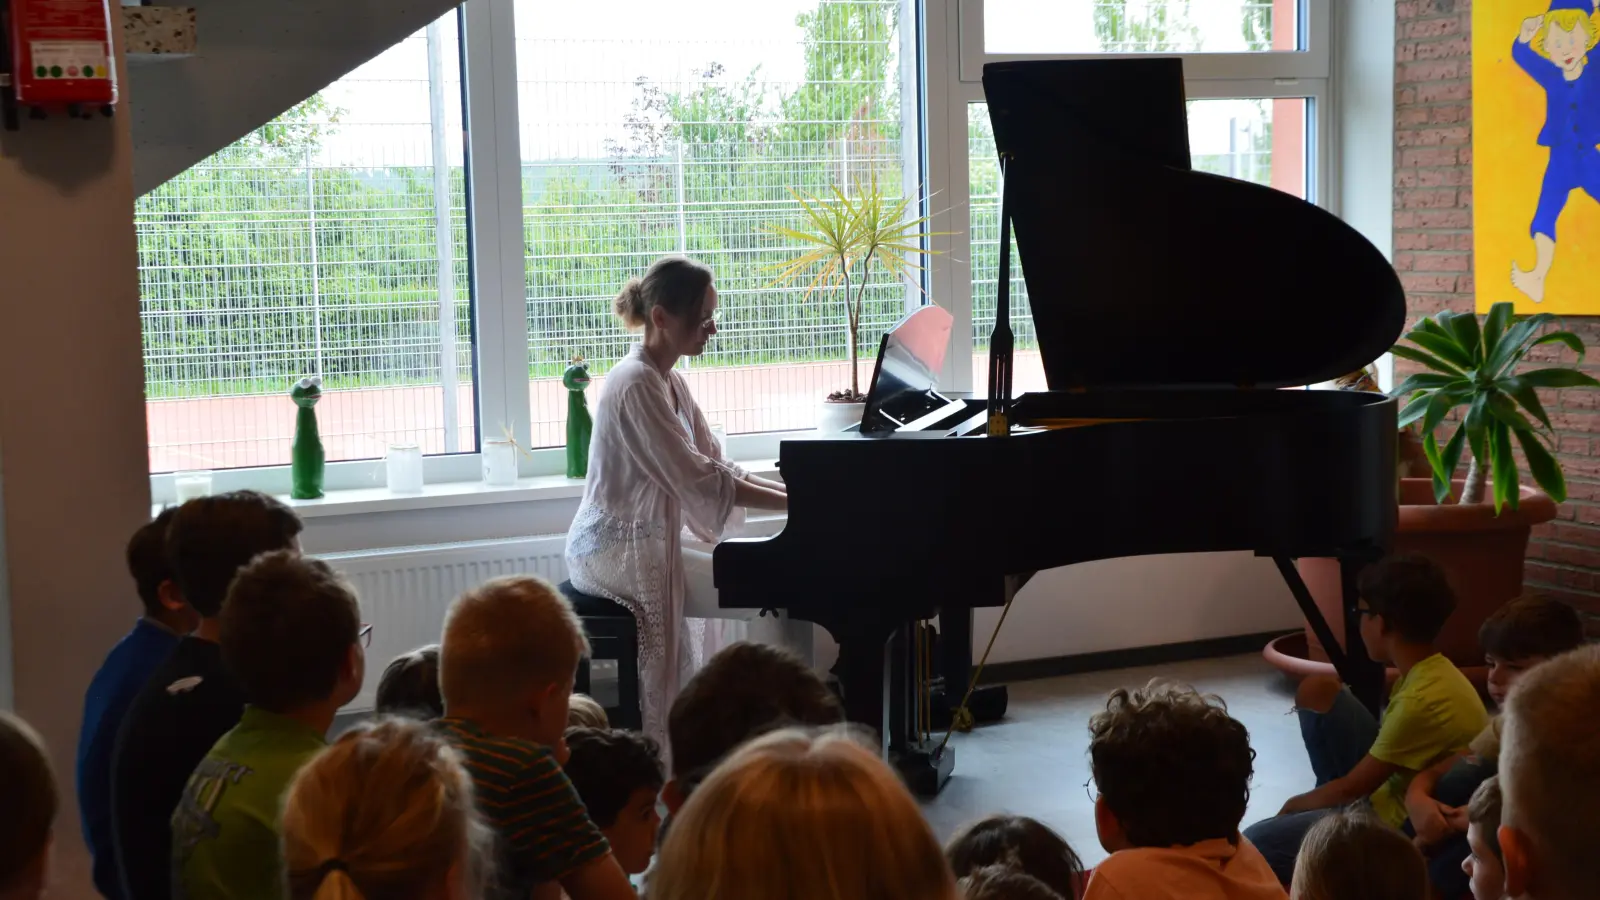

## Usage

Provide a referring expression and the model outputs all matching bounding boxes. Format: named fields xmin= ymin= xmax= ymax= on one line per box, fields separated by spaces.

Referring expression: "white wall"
xmin=973 ymin=552 xmax=1304 ymax=665
xmin=0 ymin=28 xmax=151 ymax=899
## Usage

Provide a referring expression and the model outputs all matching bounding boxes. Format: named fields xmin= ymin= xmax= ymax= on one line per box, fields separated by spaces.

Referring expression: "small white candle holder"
xmin=385 ymin=443 xmax=424 ymax=493
xmin=483 ymin=440 xmax=518 ymax=486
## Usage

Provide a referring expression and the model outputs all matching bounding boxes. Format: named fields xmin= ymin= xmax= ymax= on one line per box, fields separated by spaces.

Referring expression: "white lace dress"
xmin=563 ymin=345 xmax=749 ymax=746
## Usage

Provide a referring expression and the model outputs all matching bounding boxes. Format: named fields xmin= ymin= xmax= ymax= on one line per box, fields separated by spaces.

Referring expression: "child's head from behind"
xmin=376 ymin=644 xmax=443 ymax=720
xmin=945 ymin=815 xmax=1082 ymax=900
xmin=1087 ymin=680 xmax=1252 ymax=852
xmin=127 ymin=507 xmax=196 ymax=634
xmin=221 ymin=551 xmax=365 ymax=715
xmin=1464 ymin=776 xmax=1506 ymax=900
xmin=651 ymin=728 xmax=958 ymax=900
xmin=440 ymin=575 xmax=587 ymax=748
xmin=1499 ymin=644 xmax=1600 ymax=900
xmin=1357 ymin=553 xmax=1456 ymax=664
xmin=958 ymin=865 xmax=1065 ymax=900
xmin=1479 ymin=594 xmax=1586 ymax=707
xmin=1289 ymin=806 xmax=1426 ymax=900
xmin=0 ymin=714 xmax=55 ymax=900
xmin=562 ymin=727 xmax=664 ymax=875
xmin=167 ymin=490 xmax=303 ymax=619
xmin=665 ymin=641 xmax=842 ymax=810
xmin=567 ymin=693 xmax=608 ymax=729
xmin=282 ymin=717 xmax=487 ymax=900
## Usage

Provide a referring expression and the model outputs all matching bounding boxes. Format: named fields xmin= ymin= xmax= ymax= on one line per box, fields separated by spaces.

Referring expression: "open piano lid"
xmin=982 ymin=59 xmax=1406 ymax=391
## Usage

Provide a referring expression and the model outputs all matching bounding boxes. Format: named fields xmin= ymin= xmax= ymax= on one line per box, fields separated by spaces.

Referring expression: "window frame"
xmin=149 ymin=0 xmax=1335 ymax=503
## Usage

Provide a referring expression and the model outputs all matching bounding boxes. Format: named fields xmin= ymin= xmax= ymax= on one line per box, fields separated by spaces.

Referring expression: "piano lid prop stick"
xmin=986 ymin=154 xmax=1015 ymax=438
xmin=936 ymin=583 xmax=1024 ymax=754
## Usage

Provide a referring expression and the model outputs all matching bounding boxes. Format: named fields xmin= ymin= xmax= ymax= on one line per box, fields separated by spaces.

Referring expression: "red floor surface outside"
xmin=146 ymin=351 xmax=1046 ymax=472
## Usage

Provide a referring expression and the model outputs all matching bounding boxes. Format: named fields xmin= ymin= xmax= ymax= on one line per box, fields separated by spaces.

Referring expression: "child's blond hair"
xmin=1534 ymin=8 xmax=1600 ymax=58
xmin=282 ymin=717 xmax=488 ymax=900
xmin=1468 ymin=775 xmax=1504 ymax=863
xmin=0 ymin=713 xmax=55 ymax=898
xmin=1289 ymin=807 xmax=1427 ymax=900
xmin=1500 ymin=644 xmax=1600 ymax=899
xmin=650 ymin=728 xmax=958 ymax=900
xmin=567 ymin=693 xmax=609 ymax=729
xmin=440 ymin=575 xmax=588 ymax=710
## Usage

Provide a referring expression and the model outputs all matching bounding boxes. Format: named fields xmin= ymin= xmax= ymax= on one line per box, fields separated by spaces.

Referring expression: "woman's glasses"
xmin=358 ymin=623 xmax=373 ymax=648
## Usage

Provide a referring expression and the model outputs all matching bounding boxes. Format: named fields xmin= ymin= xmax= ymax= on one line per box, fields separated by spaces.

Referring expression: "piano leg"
xmin=934 ymin=606 xmax=1008 ymax=730
xmin=832 ymin=623 xmax=955 ymax=797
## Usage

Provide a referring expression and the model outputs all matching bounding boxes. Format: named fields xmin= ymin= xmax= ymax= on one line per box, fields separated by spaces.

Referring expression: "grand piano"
xmin=715 ymin=58 xmax=1406 ymax=794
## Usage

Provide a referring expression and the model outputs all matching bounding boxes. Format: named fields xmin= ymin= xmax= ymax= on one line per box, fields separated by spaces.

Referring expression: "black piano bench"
xmin=558 ymin=580 xmax=642 ymax=732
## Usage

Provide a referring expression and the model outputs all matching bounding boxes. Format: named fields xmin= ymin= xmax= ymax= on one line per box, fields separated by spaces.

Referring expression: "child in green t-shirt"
xmin=1243 ymin=553 xmax=1489 ymax=885
xmin=170 ymin=552 xmax=367 ymax=900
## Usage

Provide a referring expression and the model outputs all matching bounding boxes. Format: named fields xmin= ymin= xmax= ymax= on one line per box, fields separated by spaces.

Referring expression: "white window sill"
xmin=157 ymin=458 xmax=783 ymax=520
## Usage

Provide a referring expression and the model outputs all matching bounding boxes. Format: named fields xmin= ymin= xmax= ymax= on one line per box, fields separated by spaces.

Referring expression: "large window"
xmin=515 ymin=0 xmax=918 ymax=442
xmin=135 ymin=0 xmax=1332 ymax=494
xmin=137 ymin=13 xmax=470 ymax=473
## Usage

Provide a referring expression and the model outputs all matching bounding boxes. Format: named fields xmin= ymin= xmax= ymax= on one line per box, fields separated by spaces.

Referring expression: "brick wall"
xmin=1393 ymin=0 xmax=1600 ymax=621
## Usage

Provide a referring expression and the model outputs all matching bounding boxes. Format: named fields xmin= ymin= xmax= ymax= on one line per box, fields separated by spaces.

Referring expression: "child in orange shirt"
xmin=1081 ymin=681 xmax=1285 ymax=900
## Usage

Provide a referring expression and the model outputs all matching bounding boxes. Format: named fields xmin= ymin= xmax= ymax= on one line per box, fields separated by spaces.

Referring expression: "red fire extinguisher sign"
xmin=7 ymin=0 xmax=117 ymax=108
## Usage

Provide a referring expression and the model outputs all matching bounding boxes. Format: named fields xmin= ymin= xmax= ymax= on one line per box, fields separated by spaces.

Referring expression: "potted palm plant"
xmin=768 ymin=174 xmax=941 ymax=432
xmin=1267 ymin=302 xmax=1598 ymax=682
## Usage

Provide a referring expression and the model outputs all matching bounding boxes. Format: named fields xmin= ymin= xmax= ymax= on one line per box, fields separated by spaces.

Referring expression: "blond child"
xmin=1462 ymin=777 xmax=1506 ymax=900
xmin=567 ymin=694 xmax=608 ymax=729
xmin=1083 ymin=681 xmax=1284 ymax=900
xmin=436 ymin=575 xmax=633 ymax=900
xmin=1288 ymin=807 xmax=1427 ymax=900
xmin=0 ymin=713 xmax=56 ymax=900
xmin=946 ymin=815 xmax=1085 ymax=900
xmin=649 ymin=728 xmax=959 ymax=900
xmin=282 ymin=717 xmax=489 ymax=900
xmin=1498 ymin=644 xmax=1600 ymax=900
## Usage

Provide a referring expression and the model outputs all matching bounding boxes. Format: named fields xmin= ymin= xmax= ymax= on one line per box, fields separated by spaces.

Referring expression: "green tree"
xmin=1094 ymin=0 xmax=1200 ymax=52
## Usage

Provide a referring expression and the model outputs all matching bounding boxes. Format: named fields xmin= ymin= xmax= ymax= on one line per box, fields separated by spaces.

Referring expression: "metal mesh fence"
xmin=518 ymin=0 xmax=913 ymax=443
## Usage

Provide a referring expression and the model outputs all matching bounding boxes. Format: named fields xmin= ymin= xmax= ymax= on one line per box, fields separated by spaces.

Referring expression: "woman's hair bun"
xmin=614 ymin=278 xmax=647 ymax=329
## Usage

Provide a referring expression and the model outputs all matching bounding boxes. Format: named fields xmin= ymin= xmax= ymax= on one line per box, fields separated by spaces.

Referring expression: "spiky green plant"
xmin=1393 ymin=302 xmax=1600 ymax=511
xmin=767 ymin=174 xmax=942 ymax=400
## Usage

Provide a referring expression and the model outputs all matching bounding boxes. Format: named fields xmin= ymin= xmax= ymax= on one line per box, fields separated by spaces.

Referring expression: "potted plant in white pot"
xmin=1266 ymin=302 xmax=1599 ymax=683
xmin=768 ymin=175 xmax=941 ymax=432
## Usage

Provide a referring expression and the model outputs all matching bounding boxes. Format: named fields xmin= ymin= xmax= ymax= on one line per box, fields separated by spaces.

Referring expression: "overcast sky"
xmin=313 ymin=1 xmax=1288 ymax=168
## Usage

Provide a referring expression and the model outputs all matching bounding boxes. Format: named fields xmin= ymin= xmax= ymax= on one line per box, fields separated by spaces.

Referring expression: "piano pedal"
xmin=894 ymin=740 xmax=956 ymax=797
xmin=929 ymin=683 xmax=1009 ymax=731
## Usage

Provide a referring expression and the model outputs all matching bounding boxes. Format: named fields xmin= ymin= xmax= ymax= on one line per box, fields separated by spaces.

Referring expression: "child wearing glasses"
xmin=171 ymin=551 xmax=367 ymax=900
xmin=1243 ymin=553 xmax=1489 ymax=885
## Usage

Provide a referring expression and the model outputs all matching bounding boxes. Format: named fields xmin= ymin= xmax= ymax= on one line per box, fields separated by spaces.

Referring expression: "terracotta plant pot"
xmin=1265 ymin=478 xmax=1557 ymax=685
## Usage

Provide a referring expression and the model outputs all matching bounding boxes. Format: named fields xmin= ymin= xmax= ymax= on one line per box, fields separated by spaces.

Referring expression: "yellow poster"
xmin=1474 ymin=0 xmax=1600 ymax=313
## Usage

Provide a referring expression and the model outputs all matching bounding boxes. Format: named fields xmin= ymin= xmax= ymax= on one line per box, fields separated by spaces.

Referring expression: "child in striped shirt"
xmin=437 ymin=575 xmax=635 ymax=900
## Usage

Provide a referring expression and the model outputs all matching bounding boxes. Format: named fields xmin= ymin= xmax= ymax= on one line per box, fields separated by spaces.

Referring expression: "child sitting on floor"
xmin=1497 ymin=645 xmax=1600 ymax=900
xmin=170 ymin=551 xmax=367 ymax=900
xmin=959 ymin=866 xmax=1067 ymax=900
xmin=1288 ymin=807 xmax=1427 ymax=900
xmin=568 ymin=693 xmax=609 ymax=729
xmin=436 ymin=575 xmax=634 ymax=900
xmin=375 ymin=644 xmax=443 ymax=719
xmin=0 ymin=712 xmax=57 ymax=900
xmin=1407 ymin=594 xmax=1584 ymax=897
xmin=563 ymin=727 xmax=665 ymax=877
xmin=649 ymin=728 xmax=959 ymax=900
xmin=1461 ymin=776 xmax=1506 ymax=900
xmin=1082 ymin=681 xmax=1285 ymax=900
xmin=1244 ymin=553 xmax=1489 ymax=885
xmin=946 ymin=815 xmax=1085 ymax=900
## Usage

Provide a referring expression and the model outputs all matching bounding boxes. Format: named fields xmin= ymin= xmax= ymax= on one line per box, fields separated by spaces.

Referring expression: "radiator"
xmin=322 ymin=535 xmax=570 ymax=712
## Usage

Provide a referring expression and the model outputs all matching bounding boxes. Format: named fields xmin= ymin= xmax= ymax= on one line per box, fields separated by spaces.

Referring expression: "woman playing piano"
xmin=564 ymin=256 xmax=789 ymax=744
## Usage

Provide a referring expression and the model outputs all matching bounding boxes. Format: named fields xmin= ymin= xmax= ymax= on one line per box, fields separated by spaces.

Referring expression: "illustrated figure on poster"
xmin=1511 ymin=0 xmax=1600 ymax=303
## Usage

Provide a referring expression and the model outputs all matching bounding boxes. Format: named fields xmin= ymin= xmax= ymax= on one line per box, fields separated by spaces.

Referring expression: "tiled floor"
xmin=919 ymin=652 xmax=1312 ymax=867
